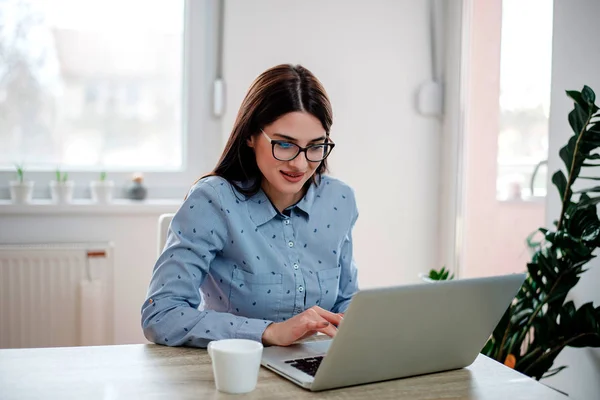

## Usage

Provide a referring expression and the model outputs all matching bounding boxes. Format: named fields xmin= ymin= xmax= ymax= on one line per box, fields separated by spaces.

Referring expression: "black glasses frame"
xmin=261 ymin=130 xmax=335 ymax=162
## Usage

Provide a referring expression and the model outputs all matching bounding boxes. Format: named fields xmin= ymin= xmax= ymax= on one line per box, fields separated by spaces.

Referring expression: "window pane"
xmin=496 ymin=0 xmax=553 ymax=200
xmin=0 ymin=0 xmax=184 ymax=170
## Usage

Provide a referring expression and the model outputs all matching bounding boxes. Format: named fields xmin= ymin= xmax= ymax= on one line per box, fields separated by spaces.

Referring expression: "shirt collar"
xmin=294 ymin=179 xmax=317 ymax=216
xmin=246 ymin=178 xmax=319 ymax=226
xmin=247 ymin=189 xmax=278 ymax=227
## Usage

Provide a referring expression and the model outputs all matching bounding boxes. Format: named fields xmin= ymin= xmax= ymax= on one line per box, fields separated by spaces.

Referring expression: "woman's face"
xmin=248 ymin=111 xmax=327 ymax=201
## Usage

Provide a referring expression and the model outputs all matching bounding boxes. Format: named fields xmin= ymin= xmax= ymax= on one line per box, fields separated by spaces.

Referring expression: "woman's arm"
xmin=140 ymin=180 xmax=271 ymax=347
xmin=331 ymin=199 xmax=359 ymax=314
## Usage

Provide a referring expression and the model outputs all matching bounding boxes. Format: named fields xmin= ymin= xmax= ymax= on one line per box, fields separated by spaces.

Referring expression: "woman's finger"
xmin=310 ymin=307 xmax=344 ymax=326
xmin=304 ymin=319 xmax=330 ymax=332
xmin=304 ymin=318 xmax=337 ymax=338
xmin=316 ymin=322 xmax=337 ymax=338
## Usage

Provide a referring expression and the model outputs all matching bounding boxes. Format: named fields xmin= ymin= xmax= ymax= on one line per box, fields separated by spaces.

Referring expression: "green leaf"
xmin=566 ymin=303 xmax=600 ymax=347
xmin=575 ymin=185 xmax=600 ymax=194
xmin=589 ymin=121 xmax=600 ymax=135
xmin=552 ymin=170 xmax=568 ymax=199
xmin=543 ymin=366 xmax=568 ymax=379
xmin=579 ymin=176 xmax=600 ymax=180
xmin=481 ymin=338 xmax=495 ymax=355
xmin=566 ymin=90 xmax=585 ymax=106
xmin=581 ymin=85 xmax=596 ymax=105
xmin=441 ymin=269 xmax=449 ymax=280
xmin=523 ymin=349 xmax=562 ymax=380
xmin=568 ymin=104 xmax=589 ymax=137
xmin=559 ymin=137 xmax=578 ymax=173
xmin=511 ymin=308 xmax=534 ymax=325
xmin=579 ymin=195 xmax=600 ymax=207
xmin=506 ymin=331 xmax=521 ymax=357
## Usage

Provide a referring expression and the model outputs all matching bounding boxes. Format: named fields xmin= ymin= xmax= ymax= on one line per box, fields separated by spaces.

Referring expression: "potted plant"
xmin=90 ymin=171 xmax=115 ymax=204
xmin=419 ymin=266 xmax=455 ymax=282
xmin=50 ymin=169 xmax=74 ymax=204
xmin=482 ymin=86 xmax=600 ymax=381
xmin=9 ymin=164 xmax=34 ymax=204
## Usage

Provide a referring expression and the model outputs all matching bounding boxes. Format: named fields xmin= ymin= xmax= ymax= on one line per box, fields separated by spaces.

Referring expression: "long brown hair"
xmin=202 ymin=64 xmax=333 ymax=197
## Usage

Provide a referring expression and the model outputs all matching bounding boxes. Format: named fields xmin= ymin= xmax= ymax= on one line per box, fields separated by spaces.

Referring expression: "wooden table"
xmin=0 ymin=343 xmax=567 ymax=399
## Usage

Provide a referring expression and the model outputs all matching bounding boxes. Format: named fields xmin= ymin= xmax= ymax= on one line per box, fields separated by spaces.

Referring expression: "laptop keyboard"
xmin=285 ymin=356 xmax=324 ymax=377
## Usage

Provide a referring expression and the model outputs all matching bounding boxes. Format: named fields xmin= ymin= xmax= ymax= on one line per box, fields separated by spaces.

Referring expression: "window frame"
xmin=0 ymin=1 xmax=222 ymax=200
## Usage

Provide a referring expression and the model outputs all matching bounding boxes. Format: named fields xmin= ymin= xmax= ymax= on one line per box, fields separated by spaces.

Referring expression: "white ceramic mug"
xmin=207 ymin=339 xmax=263 ymax=394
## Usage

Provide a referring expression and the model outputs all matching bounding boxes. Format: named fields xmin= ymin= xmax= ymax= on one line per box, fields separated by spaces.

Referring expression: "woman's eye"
xmin=277 ymin=142 xmax=294 ymax=149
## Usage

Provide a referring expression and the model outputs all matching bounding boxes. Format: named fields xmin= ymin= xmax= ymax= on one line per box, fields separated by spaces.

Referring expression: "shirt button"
xmin=293 ymin=263 xmax=299 ymax=270
xmin=288 ymin=241 xmax=294 ymax=248
xmin=284 ymin=220 xmax=290 ymax=225
xmin=298 ymin=286 xmax=304 ymax=292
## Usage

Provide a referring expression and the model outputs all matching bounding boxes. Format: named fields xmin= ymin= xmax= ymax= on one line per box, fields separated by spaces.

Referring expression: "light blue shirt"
xmin=141 ymin=175 xmax=359 ymax=348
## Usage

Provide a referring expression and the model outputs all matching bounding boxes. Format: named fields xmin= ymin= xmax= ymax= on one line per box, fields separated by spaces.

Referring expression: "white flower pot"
xmin=418 ymin=273 xmax=437 ymax=283
xmin=90 ymin=180 xmax=115 ymax=204
xmin=9 ymin=181 xmax=34 ymax=204
xmin=50 ymin=181 xmax=75 ymax=204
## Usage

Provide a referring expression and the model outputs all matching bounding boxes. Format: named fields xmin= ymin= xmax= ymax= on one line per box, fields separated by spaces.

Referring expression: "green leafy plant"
xmin=428 ymin=266 xmax=454 ymax=281
xmin=482 ymin=85 xmax=600 ymax=380
xmin=55 ymin=169 xmax=69 ymax=183
xmin=99 ymin=171 xmax=107 ymax=182
xmin=15 ymin=164 xmax=24 ymax=183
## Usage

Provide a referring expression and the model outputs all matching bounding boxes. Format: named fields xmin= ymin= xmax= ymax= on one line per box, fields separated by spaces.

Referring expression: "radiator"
xmin=0 ymin=243 xmax=114 ymax=349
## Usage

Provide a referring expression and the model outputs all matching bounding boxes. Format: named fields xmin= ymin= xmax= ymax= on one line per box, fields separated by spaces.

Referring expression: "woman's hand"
xmin=261 ymin=306 xmax=344 ymax=346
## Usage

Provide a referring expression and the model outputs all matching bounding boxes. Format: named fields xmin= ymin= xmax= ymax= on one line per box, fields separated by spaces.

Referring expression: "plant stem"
xmin=556 ymin=112 xmax=593 ymax=230
xmin=522 ymin=332 xmax=599 ymax=377
xmin=516 ymin=345 xmax=543 ymax=370
xmin=496 ymin=320 xmax=512 ymax=362
xmin=510 ymin=270 xmax=565 ymax=355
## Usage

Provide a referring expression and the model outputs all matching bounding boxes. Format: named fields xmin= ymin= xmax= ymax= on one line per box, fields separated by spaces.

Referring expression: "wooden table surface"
xmin=0 ymin=342 xmax=567 ymax=399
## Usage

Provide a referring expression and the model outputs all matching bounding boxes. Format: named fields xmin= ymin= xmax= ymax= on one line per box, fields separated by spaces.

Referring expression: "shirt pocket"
xmin=229 ymin=269 xmax=283 ymax=320
xmin=317 ymin=267 xmax=340 ymax=311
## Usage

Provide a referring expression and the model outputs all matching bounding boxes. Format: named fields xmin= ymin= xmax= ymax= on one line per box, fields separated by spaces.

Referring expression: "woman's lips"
xmin=280 ymin=170 xmax=305 ymax=183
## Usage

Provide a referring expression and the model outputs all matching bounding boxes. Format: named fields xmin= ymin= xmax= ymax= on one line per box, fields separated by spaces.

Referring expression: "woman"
xmin=141 ymin=64 xmax=359 ymax=348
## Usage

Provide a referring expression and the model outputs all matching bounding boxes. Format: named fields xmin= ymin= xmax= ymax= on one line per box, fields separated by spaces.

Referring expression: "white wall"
xmin=543 ymin=1 xmax=600 ymax=398
xmin=222 ymin=0 xmax=443 ymax=287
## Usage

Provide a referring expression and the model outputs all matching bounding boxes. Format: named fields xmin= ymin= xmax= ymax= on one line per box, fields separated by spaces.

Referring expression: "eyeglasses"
xmin=260 ymin=129 xmax=335 ymax=162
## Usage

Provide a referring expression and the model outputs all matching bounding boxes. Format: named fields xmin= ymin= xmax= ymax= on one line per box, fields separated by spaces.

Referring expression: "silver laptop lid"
xmin=310 ymin=273 xmax=525 ymax=391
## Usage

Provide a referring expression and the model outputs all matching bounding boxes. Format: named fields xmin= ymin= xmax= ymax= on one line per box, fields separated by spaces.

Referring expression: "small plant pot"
xmin=90 ymin=180 xmax=115 ymax=204
xmin=418 ymin=273 xmax=436 ymax=283
xmin=50 ymin=181 xmax=75 ymax=204
xmin=9 ymin=181 xmax=34 ymax=204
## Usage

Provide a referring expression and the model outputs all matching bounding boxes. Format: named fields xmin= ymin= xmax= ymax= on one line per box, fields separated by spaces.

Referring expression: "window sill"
xmin=497 ymin=196 xmax=546 ymax=204
xmin=0 ymin=199 xmax=182 ymax=216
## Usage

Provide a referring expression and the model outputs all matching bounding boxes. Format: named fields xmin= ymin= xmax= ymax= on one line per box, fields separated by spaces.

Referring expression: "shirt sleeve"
xmin=141 ymin=180 xmax=272 ymax=348
xmin=332 ymin=197 xmax=359 ymax=314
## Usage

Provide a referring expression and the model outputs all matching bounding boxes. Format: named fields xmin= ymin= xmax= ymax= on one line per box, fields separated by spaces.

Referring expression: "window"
xmin=496 ymin=0 xmax=553 ymax=200
xmin=0 ymin=0 xmax=185 ymax=171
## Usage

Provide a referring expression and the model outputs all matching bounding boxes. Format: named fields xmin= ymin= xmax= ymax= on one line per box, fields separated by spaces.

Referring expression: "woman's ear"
xmin=246 ymin=135 xmax=255 ymax=148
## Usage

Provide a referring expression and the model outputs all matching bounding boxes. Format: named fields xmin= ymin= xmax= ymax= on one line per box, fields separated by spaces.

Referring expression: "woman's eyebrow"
xmin=273 ymin=133 xmax=327 ymax=143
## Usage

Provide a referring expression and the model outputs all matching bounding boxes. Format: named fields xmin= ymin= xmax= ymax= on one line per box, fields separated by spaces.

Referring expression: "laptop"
xmin=261 ymin=273 xmax=525 ymax=391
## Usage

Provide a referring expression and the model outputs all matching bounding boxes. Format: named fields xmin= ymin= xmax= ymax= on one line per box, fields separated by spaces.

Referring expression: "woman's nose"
xmin=288 ymin=152 xmax=309 ymax=170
